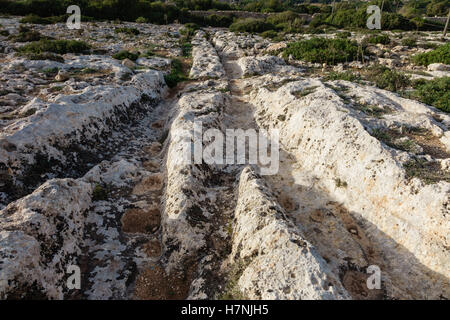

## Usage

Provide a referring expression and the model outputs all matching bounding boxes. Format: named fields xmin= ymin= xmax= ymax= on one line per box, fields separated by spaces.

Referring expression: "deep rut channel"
xmin=219 ymin=52 xmax=387 ymax=299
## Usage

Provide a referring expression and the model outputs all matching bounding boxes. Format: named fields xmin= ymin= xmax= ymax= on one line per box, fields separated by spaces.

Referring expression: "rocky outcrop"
xmin=189 ymin=30 xmax=225 ymax=80
xmin=162 ymin=84 xmax=228 ymax=298
xmin=248 ymin=74 xmax=450 ymax=299
xmin=0 ymin=179 xmax=92 ymax=299
xmin=0 ymin=70 xmax=166 ymax=200
xmin=229 ymin=167 xmax=350 ymax=300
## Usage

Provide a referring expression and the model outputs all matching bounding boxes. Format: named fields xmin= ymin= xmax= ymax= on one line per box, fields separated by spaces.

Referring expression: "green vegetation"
xmin=230 ymin=18 xmax=274 ymax=33
xmin=400 ymin=0 xmax=449 ymax=17
xmin=401 ymin=38 xmax=417 ymax=47
xmin=266 ymin=10 xmax=305 ymax=33
xmin=112 ymin=50 xmax=139 ymax=61
xmin=409 ymin=77 xmax=449 ymax=112
xmin=404 ymin=158 xmax=450 ymax=184
xmin=368 ymin=34 xmax=391 ymax=45
xmin=164 ymin=59 xmax=188 ymax=88
xmin=283 ymin=38 xmax=361 ymax=65
xmin=0 ymin=0 xmax=444 ymax=32
xmin=20 ymin=14 xmax=54 ymax=24
xmin=371 ymin=128 xmax=417 ymax=152
xmin=135 ymin=16 xmax=147 ymax=23
xmin=17 ymin=39 xmax=90 ymax=54
xmin=21 ymin=52 xmax=64 ymax=63
xmin=180 ymin=23 xmax=199 ymax=38
xmin=324 ymin=71 xmax=360 ymax=82
xmin=181 ymin=42 xmax=192 ymax=57
xmin=367 ymin=65 xmax=411 ymax=92
xmin=92 ymin=184 xmax=108 ymax=201
xmin=114 ymin=27 xmax=140 ymax=35
xmin=260 ymin=30 xmax=278 ymax=39
xmin=10 ymin=25 xmax=43 ymax=42
xmin=412 ymin=43 xmax=450 ymax=66
xmin=219 ymin=259 xmax=250 ymax=300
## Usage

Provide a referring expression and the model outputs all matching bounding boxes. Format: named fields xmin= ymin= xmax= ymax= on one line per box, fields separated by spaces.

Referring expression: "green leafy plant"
xmin=112 ymin=50 xmax=139 ymax=61
xmin=114 ymin=27 xmax=140 ymax=35
xmin=17 ymin=39 xmax=90 ymax=54
xmin=412 ymin=43 xmax=450 ymax=66
xmin=409 ymin=77 xmax=449 ymax=112
xmin=367 ymin=65 xmax=411 ymax=92
xmin=283 ymin=38 xmax=360 ymax=65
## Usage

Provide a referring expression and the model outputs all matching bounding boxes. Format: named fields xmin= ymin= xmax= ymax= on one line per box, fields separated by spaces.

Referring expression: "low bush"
xmin=324 ymin=71 xmax=360 ymax=82
xmin=410 ymin=77 xmax=449 ymax=112
xmin=135 ymin=17 xmax=147 ymax=23
xmin=112 ymin=50 xmax=139 ymax=61
xmin=181 ymin=42 xmax=192 ymax=57
xmin=261 ymin=30 xmax=278 ymax=39
xmin=21 ymin=52 xmax=64 ymax=63
xmin=401 ymin=38 xmax=417 ymax=47
xmin=412 ymin=43 xmax=450 ymax=66
xmin=164 ymin=59 xmax=188 ymax=88
xmin=11 ymin=25 xmax=43 ymax=42
xmin=368 ymin=34 xmax=391 ymax=45
xmin=337 ymin=31 xmax=351 ymax=39
xmin=115 ymin=27 xmax=140 ymax=35
xmin=20 ymin=14 xmax=53 ymax=24
xmin=283 ymin=38 xmax=360 ymax=65
xmin=17 ymin=39 xmax=90 ymax=54
xmin=367 ymin=65 xmax=411 ymax=92
xmin=229 ymin=18 xmax=275 ymax=33
xmin=180 ymin=23 xmax=199 ymax=38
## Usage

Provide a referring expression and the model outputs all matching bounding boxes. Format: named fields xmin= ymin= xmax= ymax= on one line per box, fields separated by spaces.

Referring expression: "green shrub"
xmin=11 ymin=25 xmax=42 ymax=42
xmin=412 ymin=43 xmax=450 ymax=66
xmin=164 ymin=59 xmax=188 ymax=88
xmin=229 ymin=18 xmax=274 ymax=33
xmin=367 ymin=65 xmax=411 ymax=92
xmin=368 ymin=34 xmax=391 ymax=45
xmin=22 ymin=52 xmax=64 ymax=63
xmin=283 ymin=38 xmax=360 ymax=65
xmin=324 ymin=71 xmax=360 ymax=82
xmin=410 ymin=77 xmax=449 ymax=112
xmin=401 ymin=38 xmax=417 ymax=47
xmin=337 ymin=31 xmax=351 ymax=39
xmin=266 ymin=10 xmax=305 ymax=33
xmin=92 ymin=184 xmax=108 ymax=201
xmin=180 ymin=23 xmax=199 ymax=38
xmin=18 ymin=39 xmax=90 ymax=54
xmin=114 ymin=27 xmax=140 ymax=35
xmin=20 ymin=14 xmax=53 ymax=24
xmin=261 ymin=30 xmax=278 ymax=39
xmin=0 ymin=29 xmax=9 ymax=36
xmin=181 ymin=42 xmax=192 ymax=57
xmin=135 ymin=16 xmax=147 ymax=23
xmin=112 ymin=50 xmax=139 ymax=61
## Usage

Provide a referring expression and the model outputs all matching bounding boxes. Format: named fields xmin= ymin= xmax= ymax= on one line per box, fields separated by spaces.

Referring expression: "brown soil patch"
xmin=132 ymin=173 xmax=163 ymax=195
xmin=134 ymin=261 xmax=196 ymax=300
xmin=143 ymin=159 xmax=160 ymax=172
xmin=143 ymin=142 xmax=162 ymax=155
xmin=121 ymin=207 xmax=160 ymax=234
xmin=143 ymin=240 xmax=161 ymax=257
xmin=342 ymin=270 xmax=384 ymax=300
xmin=407 ymin=131 xmax=450 ymax=159
xmin=151 ymin=120 xmax=164 ymax=128
xmin=278 ymin=194 xmax=296 ymax=212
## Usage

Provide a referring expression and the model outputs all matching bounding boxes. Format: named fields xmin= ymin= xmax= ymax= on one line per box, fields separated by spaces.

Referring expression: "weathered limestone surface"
xmin=0 ymin=70 xmax=166 ymax=195
xmin=231 ymin=167 xmax=350 ymax=300
xmin=189 ymin=30 xmax=225 ymax=79
xmin=247 ymin=71 xmax=450 ymax=299
xmin=0 ymin=179 xmax=92 ymax=299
